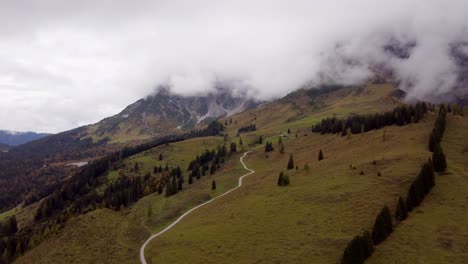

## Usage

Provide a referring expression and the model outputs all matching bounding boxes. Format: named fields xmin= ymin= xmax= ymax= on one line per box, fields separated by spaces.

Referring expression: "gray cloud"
xmin=1 ymin=0 xmax=467 ymax=133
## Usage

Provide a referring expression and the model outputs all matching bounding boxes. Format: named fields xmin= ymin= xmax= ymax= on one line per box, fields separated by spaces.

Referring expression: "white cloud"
xmin=0 ymin=0 xmax=467 ymax=133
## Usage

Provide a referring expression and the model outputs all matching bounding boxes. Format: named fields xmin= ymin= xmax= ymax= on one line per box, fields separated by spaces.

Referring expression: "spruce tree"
xmin=212 ymin=180 xmax=216 ymax=190
xmin=258 ymin=136 xmax=263 ymax=144
xmin=287 ymin=154 xmax=294 ymax=170
xmin=159 ymin=153 xmax=163 ymax=161
xmin=432 ymin=143 xmax=447 ymax=172
xmin=188 ymin=175 xmax=193 ymax=184
xmin=277 ymin=172 xmax=290 ymax=186
xmin=395 ymin=197 xmax=408 ymax=222
xmin=372 ymin=206 xmax=393 ymax=245
xmin=230 ymin=142 xmax=237 ymax=153
xmin=318 ymin=149 xmax=324 ymax=161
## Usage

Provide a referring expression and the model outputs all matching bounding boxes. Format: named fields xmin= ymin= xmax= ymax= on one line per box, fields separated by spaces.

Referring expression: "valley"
xmin=0 ymin=82 xmax=465 ymax=264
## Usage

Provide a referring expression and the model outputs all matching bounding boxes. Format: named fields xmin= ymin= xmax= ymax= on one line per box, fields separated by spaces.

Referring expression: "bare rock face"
xmin=91 ymin=86 xmax=260 ymax=141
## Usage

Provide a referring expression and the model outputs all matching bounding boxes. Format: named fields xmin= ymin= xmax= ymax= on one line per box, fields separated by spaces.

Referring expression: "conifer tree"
xmin=372 ymin=206 xmax=393 ymax=245
xmin=230 ymin=142 xmax=237 ymax=153
xmin=265 ymin=141 xmax=274 ymax=152
xmin=287 ymin=154 xmax=294 ymax=170
xmin=287 ymin=128 xmax=291 ymax=134
xmin=318 ymin=149 xmax=324 ymax=161
xmin=395 ymin=197 xmax=408 ymax=222
xmin=277 ymin=172 xmax=290 ymax=186
xmin=432 ymin=143 xmax=447 ymax=172
xmin=159 ymin=153 xmax=163 ymax=161
xmin=280 ymin=143 xmax=285 ymax=154
xmin=212 ymin=180 xmax=216 ymax=190
xmin=239 ymin=137 xmax=243 ymax=146
xmin=258 ymin=136 xmax=263 ymax=144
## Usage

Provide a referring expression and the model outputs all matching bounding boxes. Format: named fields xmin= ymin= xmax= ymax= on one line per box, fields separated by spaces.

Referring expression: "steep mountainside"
xmin=0 ymin=130 xmax=50 ymax=146
xmin=86 ymin=87 xmax=260 ymax=143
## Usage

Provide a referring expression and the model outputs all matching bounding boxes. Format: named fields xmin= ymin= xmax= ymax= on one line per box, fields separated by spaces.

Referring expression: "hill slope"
xmin=13 ymin=81 xmax=431 ymax=264
xmin=0 ymin=130 xmax=50 ymax=146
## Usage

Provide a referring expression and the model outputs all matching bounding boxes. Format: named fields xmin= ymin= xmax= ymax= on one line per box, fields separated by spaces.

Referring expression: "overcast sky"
xmin=1 ymin=0 xmax=467 ymax=133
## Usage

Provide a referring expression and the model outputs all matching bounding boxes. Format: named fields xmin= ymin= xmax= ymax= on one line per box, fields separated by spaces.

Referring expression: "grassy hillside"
xmin=15 ymin=209 xmax=149 ymax=264
xmin=367 ymin=113 xmax=468 ymax=264
xmin=144 ymin=115 xmax=434 ymax=263
xmin=14 ymin=82 xmax=441 ymax=264
xmin=14 ymin=136 xmax=245 ymax=264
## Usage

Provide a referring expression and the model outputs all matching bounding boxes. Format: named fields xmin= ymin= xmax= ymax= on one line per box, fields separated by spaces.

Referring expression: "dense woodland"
xmin=0 ymin=121 xmax=225 ymax=263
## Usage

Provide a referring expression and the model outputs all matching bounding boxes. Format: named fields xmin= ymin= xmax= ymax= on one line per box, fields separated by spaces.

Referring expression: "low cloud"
xmin=0 ymin=0 xmax=467 ymax=132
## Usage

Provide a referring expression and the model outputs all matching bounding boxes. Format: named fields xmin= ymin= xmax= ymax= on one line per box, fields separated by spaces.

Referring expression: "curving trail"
xmin=140 ymin=151 xmax=255 ymax=264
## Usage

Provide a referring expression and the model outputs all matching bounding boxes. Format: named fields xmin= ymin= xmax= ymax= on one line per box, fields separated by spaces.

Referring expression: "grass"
xmin=367 ymin=113 xmax=468 ymax=264
xmin=144 ymin=115 xmax=434 ymax=264
xmin=15 ymin=209 xmax=149 ymax=264
xmin=15 ymin=82 xmax=442 ymax=264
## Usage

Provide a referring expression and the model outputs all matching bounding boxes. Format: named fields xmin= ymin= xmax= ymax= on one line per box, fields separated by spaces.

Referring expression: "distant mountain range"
xmin=0 ymin=130 xmax=50 ymax=146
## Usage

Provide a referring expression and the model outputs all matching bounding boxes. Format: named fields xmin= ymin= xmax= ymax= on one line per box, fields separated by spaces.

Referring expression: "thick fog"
xmin=0 ymin=0 xmax=467 ymax=133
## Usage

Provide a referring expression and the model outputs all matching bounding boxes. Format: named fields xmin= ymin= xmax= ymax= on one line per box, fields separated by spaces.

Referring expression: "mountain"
xmin=85 ymin=86 xmax=260 ymax=143
xmin=0 ymin=130 xmax=50 ymax=146
xmin=0 ymin=143 xmax=10 ymax=152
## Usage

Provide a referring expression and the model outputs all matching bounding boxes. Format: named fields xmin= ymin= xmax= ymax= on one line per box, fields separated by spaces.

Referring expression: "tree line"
xmin=312 ymin=103 xmax=429 ymax=135
xmin=341 ymin=104 xmax=449 ymax=264
xmin=238 ymin=124 xmax=257 ymax=133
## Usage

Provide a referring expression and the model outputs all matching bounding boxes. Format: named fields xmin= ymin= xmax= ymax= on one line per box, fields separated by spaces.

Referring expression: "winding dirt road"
xmin=140 ymin=151 xmax=255 ymax=264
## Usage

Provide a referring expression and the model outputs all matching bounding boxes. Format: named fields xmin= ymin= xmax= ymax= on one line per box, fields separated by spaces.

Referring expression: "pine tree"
xmin=372 ymin=206 xmax=393 ymax=245
xmin=341 ymin=232 xmax=374 ymax=264
xmin=265 ymin=141 xmax=274 ymax=152
xmin=230 ymin=142 xmax=237 ymax=153
xmin=287 ymin=128 xmax=291 ymax=134
xmin=277 ymin=172 xmax=290 ymax=186
xmin=212 ymin=180 xmax=216 ymax=190
xmin=188 ymin=175 xmax=193 ymax=184
xmin=159 ymin=153 xmax=163 ymax=161
xmin=258 ymin=136 xmax=263 ymax=144
xmin=287 ymin=154 xmax=294 ymax=170
xmin=318 ymin=149 xmax=324 ymax=161
xmin=432 ymin=143 xmax=447 ymax=172
xmin=280 ymin=143 xmax=285 ymax=154
xmin=395 ymin=197 xmax=408 ymax=222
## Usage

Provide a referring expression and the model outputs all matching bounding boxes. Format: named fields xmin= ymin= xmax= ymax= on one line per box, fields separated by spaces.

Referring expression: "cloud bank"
xmin=0 ymin=0 xmax=467 ymax=133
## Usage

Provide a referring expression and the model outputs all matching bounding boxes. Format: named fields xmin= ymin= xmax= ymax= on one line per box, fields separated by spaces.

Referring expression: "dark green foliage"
xmin=238 ymin=124 xmax=256 ymax=133
xmin=287 ymin=128 xmax=291 ymax=134
xmin=212 ymin=180 xmax=216 ymax=190
xmin=230 ymin=142 xmax=237 ymax=153
xmin=318 ymin=149 xmax=324 ymax=161
xmin=372 ymin=206 xmax=393 ymax=245
xmin=429 ymin=105 xmax=446 ymax=151
xmin=395 ymin=196 xmax=408 ymax=222
xmin=265 ymin=141 xmax=274 ymax=152
xmin=432 ymin=143 xmax=447 ymax=172
xmin=210 ymin=163 xmax=216 ymax=175
xmin=287 ymin=154 xmax=294 ymax=170
xmin=188 ymin=175 xmax=193 ymax=184
xmin=405 ymin=160 xmax=435 ymax=212
xmin=159 ymin=153 xmax=163 ymax=161
xmin=0 ymin=217 xmax=18 ymax=237
xmin=341 ymin=231 xmax=374 ymax=264
xmin=277 ymin=172 xmax=290 ymax=186
xmin=258 ymin=136 xmax=263 ymax=144
xmin=313 ymin=103 xmax=428 ymax=135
